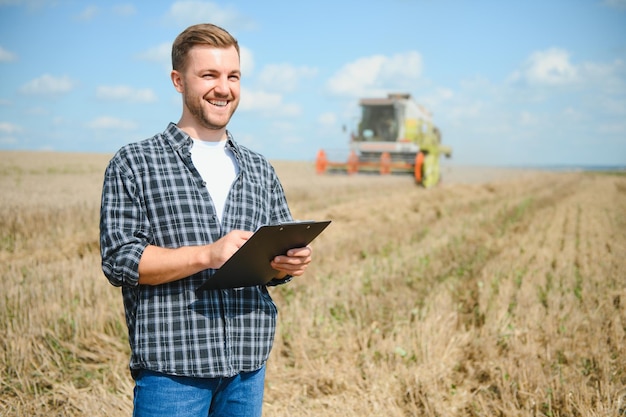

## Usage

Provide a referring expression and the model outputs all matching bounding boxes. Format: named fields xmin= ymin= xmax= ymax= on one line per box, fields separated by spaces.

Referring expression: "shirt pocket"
xmin=227 ymin=171 xmax=272 ymax=229
xmin=143 ymin=167 xmax=210 ymax=247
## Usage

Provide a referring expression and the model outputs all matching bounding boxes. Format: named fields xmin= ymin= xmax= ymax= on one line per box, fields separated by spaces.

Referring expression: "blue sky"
xmin=1 ymin=0 xmax=625 ymax=166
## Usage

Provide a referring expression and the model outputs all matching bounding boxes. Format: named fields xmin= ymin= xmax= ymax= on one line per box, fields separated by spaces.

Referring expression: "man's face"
xmin=174 ymin=45 xmax=241 ymax=132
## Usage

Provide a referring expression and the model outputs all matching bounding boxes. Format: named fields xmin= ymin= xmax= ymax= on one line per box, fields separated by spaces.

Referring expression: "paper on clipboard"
xmin=196 ymin=220 xmax=331 ymax=291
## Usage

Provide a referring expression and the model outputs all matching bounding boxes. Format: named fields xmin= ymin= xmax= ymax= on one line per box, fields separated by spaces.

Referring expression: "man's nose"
xmin=214 ymin=76 xmax=229 ymax=95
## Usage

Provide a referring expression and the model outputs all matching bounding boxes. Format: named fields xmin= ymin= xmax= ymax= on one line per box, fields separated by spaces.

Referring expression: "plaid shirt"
xmin=100 ymin=123 xmax=293 ymax=378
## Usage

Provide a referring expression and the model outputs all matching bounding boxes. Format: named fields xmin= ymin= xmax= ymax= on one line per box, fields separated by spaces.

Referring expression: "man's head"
xmin=171 ymin=24 xmax=241 ymax=140
xmin=172 ymin=23 xmax=240 ymax=72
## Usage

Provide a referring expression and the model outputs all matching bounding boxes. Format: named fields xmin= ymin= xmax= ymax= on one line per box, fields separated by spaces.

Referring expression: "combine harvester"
xmin=316 ymin=93 xmax=452 ymax=188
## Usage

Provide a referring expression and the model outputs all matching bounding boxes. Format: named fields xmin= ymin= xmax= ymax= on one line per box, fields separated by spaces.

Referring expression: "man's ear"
xmin=171 ymin=70 xmax=184 ymax=93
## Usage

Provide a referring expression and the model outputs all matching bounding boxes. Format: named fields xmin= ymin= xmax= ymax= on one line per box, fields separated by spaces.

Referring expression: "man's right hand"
xmin=137 ymin=229 xmax=253 ymax=286
xmin=207 ymin=230 xmax=253 ymax=269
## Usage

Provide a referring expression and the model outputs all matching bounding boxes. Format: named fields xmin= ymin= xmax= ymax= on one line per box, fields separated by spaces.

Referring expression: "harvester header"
xmin=316 ymin=93 xmax=451 ymax=187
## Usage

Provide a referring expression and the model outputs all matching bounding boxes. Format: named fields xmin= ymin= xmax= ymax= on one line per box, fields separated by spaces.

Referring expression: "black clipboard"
xmin=197 ymin=220 xmax=331 ymax=291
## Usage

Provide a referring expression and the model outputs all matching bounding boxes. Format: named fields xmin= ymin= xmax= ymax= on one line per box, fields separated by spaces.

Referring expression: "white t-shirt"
xmin=190 ymin=138 xmax=239 ymax=223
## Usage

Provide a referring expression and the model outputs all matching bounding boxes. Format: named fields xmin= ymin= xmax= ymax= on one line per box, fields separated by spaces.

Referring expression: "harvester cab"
xmin=316 ymin=93 xmax=451 ymax=187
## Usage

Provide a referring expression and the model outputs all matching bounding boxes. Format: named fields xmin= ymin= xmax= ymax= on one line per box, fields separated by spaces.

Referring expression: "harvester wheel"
xmin=422 ymin=152 xmax=440 ymax=188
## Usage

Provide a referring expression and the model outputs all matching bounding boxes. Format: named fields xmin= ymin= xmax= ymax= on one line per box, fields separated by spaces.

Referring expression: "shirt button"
xmin=201 ymin=181 xmax=207 ymax=187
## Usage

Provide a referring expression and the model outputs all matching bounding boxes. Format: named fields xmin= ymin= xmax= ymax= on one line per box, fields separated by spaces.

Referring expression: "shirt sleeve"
xmin=268 ymin=166 xmax=293 ymax=225
xmin=99 ymin=156 xmax=150 ymax=288
xmin=266 ymin=166 xmax=294 ymax=287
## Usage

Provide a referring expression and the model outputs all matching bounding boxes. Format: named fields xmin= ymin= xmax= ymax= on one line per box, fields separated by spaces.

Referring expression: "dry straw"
xmin=1 ymin=152 xmax=624 ymax=416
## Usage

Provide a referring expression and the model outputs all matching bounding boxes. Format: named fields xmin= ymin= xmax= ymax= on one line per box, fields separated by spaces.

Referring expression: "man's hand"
xmin=270 ymin=246 xmax=313 ymax=278
xmin=138 ymin=229 xmax=252 ymax=286
xmin=208 ymin=230 xmax=253 ymax=269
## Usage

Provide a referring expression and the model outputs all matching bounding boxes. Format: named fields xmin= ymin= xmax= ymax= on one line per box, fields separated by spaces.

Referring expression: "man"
xmin=100 ymin=23 xmax=312 ymax=417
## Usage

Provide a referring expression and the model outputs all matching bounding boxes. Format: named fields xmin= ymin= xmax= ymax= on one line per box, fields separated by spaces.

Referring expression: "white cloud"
xmin=327 ymin=55 xmax=386 ymax=97
xmin=137 ymin=42 xmax=253 ymax=75
xmin=264 ymin=121 xmax=306 ymax=147
xmin=327 ymin=51 xmax=423 ymax=97
xmin=25 ymin=106 xmax=49 ymax=115
xmin=598 ymin=122 xmax=626 ymax=134
xmin=238 ymin=88 xmax=277 ymax=111
xmin=435 ymin=88 xmax=454 ymax=101
xmin=86 ymin=116 xmax=137 ymax=130
xmin=562 ymin=107 xmax=583 ymax=119
xmin=239 ymin=87 xmax=301 ymax=116
xmin=273 ymin=103 xmax=302 ymax=117
xmin=509 ymin=48 xmax=579 ymax=86
xmin=505 ymin=51 xmax=626 ymax=117
xmin=74 ymin=5 xmax=99 ymax=21
xmin=113 ymin=4 xmax=136 ymax=17
xmin=0 ymin=122 xmax=22 ymax=134
xmin=281 ymin=135 xmax=304 ymax=145
xmin=446 ymin=100 xmax=485 ymax=121
xmin=96 ymin=85 xmax=157 ymax=103
xmin=379 ymin=51 xmax=423 ymax=84
xmin=257 ymin=63 xmax=318 ymax=92
xmin=240 ymin=46 xmax=254 ymax=76
xmin=519 ymin=111 xmax=539 ymax=126
xmin=0 ymin=136 xmax=18 ymax=145
xmin=0 ymin=46 xmax=17 ymax=62
xmin=438 ymin=44 xmax=626 ymax=166
xmin=0 ymin=122 xmax=21 ymax=146
xmin=166 ymin=1 xmax=255 ymax=30
xmin=420 ymin=87 xmax=455 ymax=111
xmin=317 ymin=112 xmax=337 ymax=127
xmin=579 ymin=59 xmax=626 ymax=94
xmin=271 ymin=121 xmax=294 ymax=132
xmin=136 ymin=42 xmax=171 ymax=65
xmin=316 ymin=111 xmax=344 ymax=138
xmin=599 ymin=95 xmax=626 ymax=115
xmin=19 ymin=74 xmax=76 ymax=95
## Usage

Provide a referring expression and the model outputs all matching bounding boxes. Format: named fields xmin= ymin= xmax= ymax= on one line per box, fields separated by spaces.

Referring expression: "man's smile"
xmin=208 ymin=99 xmax=228 ymax=107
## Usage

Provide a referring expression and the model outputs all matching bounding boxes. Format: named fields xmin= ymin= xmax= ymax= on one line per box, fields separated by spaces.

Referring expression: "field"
xmin=1 ymin=151 xmax=624 ymax=416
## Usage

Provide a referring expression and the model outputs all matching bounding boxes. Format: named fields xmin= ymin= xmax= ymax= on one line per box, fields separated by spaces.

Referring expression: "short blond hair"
xmin=171 ymin=23 xmax=240 ymax=71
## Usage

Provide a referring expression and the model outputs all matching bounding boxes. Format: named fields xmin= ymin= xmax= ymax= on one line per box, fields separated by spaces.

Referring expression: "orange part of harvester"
xmin=347 ymin=151 xmax=359 ymax=175
xmin=414 ymin=152 xmax=424 ymax=183
xmin=315 ymin=149 xmax=328 ymax=174
xmin=380 ymin=152 xmax=391 ymax=175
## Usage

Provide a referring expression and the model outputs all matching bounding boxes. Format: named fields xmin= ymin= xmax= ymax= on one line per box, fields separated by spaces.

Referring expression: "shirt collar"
xmin=163 ymin=122 xmax=241 ymax=160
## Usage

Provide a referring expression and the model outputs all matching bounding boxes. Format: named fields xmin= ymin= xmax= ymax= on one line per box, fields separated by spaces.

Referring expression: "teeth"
xmin=209 ymin=100 xmax=227 ymax=107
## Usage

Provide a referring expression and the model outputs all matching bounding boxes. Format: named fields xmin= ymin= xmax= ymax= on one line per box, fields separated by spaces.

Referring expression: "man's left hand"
xmin=270 ymin=246 xmax=313 ymax=278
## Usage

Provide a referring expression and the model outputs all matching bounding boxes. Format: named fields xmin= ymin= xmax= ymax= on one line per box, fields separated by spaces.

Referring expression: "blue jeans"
xmin=132 ymin=366 xmax=266 ymax=417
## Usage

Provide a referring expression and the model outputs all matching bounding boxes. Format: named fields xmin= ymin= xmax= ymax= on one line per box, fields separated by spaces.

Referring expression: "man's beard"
xmin=184 ymin=92 xmax=237 ymax=131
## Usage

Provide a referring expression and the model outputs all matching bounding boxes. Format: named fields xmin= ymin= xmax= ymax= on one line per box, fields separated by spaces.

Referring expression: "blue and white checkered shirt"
xmin=100 ymin=123 xmax=293 ymax=378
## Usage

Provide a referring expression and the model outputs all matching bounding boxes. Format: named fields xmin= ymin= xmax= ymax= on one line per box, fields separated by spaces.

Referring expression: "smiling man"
xmin=99 ymin=23 xmax=313 ymax=417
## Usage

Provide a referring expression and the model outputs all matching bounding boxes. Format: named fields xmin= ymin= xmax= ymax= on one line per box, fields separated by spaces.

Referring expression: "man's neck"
xmin=177 ymin=119 xmax=227 ymax=142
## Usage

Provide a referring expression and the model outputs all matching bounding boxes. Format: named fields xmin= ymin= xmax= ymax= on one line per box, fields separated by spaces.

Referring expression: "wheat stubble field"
xmin=0 ymin=151 xmax=624 ymax=416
